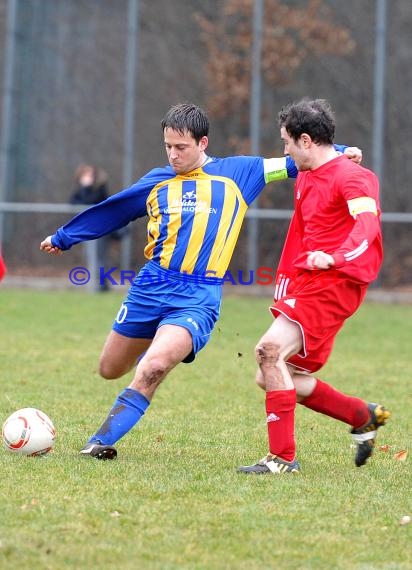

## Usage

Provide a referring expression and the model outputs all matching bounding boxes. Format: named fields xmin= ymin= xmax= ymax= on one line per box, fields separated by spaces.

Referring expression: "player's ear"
xmin=301 ymin=133 xmax=311 ymax=147
xmin=199 ymin=136 xmax=209 ymax=152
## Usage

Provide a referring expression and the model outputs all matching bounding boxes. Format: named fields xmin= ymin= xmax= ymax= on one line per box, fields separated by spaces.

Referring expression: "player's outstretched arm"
xmin=40 ymin=236 xmax=62 ymax=255
xmin=264 ymin=145 xmax=362 ymax=183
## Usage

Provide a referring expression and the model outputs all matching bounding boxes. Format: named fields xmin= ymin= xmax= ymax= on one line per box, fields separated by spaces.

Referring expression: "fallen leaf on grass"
xmin=21 ymin=498 xmax=39 ymax=511
xmin=379 ymin=444 xmax=391 ymax=452
xmin=393 ymin=450 xmax=408 ymax=462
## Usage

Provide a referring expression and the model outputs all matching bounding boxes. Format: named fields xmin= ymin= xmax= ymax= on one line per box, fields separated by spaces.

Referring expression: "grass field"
xmin=0 ymin=289 xmax=411 ymax=570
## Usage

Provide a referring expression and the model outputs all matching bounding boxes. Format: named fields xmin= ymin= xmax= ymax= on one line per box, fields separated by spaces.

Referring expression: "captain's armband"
xmin=347 ymin=197 xmax=378 ymax=218
xmin=263 ymin=157 xmax=288 ymax=183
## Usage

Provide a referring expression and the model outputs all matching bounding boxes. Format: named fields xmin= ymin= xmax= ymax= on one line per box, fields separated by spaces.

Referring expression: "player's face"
xmin=164 ymin=128 xmax=208 ymax=174
xmin=280 ymin=127 xmax=311 ymax=171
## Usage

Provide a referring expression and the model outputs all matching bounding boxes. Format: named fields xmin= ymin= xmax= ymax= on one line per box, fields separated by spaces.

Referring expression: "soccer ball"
xmin=2 ymin=408 xmax=56 ymax=456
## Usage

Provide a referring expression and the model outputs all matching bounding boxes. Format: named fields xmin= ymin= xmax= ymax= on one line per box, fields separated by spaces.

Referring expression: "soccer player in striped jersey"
xmin=238 ymin=99 xmax=389 ymax=476
xmin=40 ymin=102 xmax=361 ymax=460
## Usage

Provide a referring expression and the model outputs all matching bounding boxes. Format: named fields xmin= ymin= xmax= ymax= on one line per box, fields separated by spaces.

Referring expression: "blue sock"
xmin=88 ymin=388 xmax=150 ymax=446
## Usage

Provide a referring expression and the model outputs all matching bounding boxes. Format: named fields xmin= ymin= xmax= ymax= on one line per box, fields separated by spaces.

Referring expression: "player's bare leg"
xmin=239 ymin=316 xmax=302 ymax=474
xmin=98 ymin=330 xmax=153 ymax=379
xmin=257 ymin=367 xmax=316 ymax=402
xmin=291 ymin=370 xmax=317 ymax=401
xmin=129 ymin=324 xmax=193 ymax=400
xmin=80 ymin=325 xmax=193 ymax=459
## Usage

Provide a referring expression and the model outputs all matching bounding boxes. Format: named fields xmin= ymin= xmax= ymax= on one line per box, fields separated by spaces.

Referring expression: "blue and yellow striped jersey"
xmin=53 ymin=155 xmax=295 ymax=279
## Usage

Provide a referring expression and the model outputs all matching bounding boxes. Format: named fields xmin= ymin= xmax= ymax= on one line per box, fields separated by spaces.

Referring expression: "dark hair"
xmin=161 ymin=103 xmax=209 ymax=143
xmin=278 ymin=98 xmax=335 ymax=145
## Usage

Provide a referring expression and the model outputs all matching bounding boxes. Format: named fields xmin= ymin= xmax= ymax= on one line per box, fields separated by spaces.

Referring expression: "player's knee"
xmin=141 ymin=358 xmax=168 ymax=388
xmin=98 ymin=357 xmax=125 ymax=380
xmin=255 ymin=341 xmax=281 ymax=366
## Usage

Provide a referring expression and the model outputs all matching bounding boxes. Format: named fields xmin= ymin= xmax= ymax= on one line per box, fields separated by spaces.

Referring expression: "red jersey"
xmin=275 ymin=156 xmax=383 ymax=299
xmin=0 ymin=251 xmax=6 ymax=282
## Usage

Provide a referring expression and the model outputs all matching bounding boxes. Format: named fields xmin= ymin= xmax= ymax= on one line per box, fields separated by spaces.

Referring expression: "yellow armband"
xmin=347 ymin=197 xmax=378 ymax=218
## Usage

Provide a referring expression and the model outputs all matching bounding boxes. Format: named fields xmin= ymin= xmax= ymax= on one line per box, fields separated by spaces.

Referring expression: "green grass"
xmin=0 ymin=289 xmax=411 ymax=570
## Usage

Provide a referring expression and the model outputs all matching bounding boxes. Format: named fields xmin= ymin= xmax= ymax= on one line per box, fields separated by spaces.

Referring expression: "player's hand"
xmin=343 ymin=146 xmax=362 ymax=164
xmin=307 ymin=251 xmax=335 ymax=270
xmin=40 ymin=236 xmax=62 ymax=255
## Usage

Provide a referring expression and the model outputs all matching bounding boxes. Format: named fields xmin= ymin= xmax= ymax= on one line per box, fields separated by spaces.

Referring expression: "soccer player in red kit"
xmin=0 ymin=250 xmax=6 ymax=282
xmin=239 ymin=99 xmax=390 ymax=475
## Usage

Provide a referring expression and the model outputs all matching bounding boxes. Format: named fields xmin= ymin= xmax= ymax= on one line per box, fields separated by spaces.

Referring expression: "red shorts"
xmin=270 ymin=270 xmax=368 ymax=373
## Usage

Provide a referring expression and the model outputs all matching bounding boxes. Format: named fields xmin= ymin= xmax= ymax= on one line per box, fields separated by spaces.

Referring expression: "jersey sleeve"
xmin=52 ymin=168 xmax=170 ymax=250
xmin=263 ymin=155 xmax=298 ymax=182
xmin=264 ymin=149 xmax=347 ymax=184
xmin=238 ymin=155 xmax=298 ymax=205
xmin=331 ymin=172 xmax=381 ymax=268
xmin=331 ymin=212 xmax=381 ymax=268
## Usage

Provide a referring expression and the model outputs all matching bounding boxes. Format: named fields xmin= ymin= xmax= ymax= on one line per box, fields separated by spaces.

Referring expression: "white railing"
xmin=1 ymin=202 xmax=411 ymax=292
xmin=2 ymin=201 xmax=412 ymax=221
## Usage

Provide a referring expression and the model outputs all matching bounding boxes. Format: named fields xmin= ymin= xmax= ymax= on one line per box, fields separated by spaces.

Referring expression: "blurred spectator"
xmin=70 ymin=164 xmax=112 ymax=291
xmin=71 ymin=164 xmax=109 ymax=206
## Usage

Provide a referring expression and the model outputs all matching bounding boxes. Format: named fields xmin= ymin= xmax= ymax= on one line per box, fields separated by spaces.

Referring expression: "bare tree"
xmin=195 ymin=0 xmax=355 ymax=152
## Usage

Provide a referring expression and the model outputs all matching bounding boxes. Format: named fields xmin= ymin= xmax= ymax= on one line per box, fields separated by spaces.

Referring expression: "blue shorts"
xmin=112 ymin=261 xmax=222 ymax=363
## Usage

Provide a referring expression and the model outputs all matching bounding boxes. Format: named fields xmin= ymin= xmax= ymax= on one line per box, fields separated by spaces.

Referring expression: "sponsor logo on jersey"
xmin=165 ymin=191 xmax=218 ymax=215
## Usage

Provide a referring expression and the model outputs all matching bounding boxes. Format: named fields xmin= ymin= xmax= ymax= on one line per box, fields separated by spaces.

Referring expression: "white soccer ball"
xmin=2 ymin=407 xmax=56 ymax=456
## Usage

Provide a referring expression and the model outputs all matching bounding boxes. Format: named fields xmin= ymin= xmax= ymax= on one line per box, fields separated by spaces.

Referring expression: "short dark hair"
xmin=278 ymin=98 xmax=335 ymax=145
xmin=161 ymin=103 xmax=209 ymax=143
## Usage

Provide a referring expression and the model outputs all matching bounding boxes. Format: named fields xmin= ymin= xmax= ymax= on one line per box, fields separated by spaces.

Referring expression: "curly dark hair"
xmin=278 ymin=98 xmax=335 ymax=145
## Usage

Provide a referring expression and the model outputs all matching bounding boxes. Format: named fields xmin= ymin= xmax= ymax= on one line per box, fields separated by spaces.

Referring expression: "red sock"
xmin=300 ymin=379 xmax=369 ymax=428
xmin=266 ymin=389 xmax=296 ymax=462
